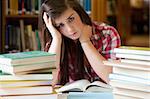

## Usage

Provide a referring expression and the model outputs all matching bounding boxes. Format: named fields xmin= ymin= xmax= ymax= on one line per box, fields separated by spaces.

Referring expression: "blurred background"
xmin=0 ymin=0 xmax=149 ymax=54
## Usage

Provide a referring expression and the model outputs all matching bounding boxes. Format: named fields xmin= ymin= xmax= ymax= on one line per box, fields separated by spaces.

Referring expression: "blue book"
xmin=68 ymin=92 xmax=113 ymax=99
xmin=0 ymin=51 xmax=56 ymax=65
xmin=83 ymin=0 xmax=91 ymax=14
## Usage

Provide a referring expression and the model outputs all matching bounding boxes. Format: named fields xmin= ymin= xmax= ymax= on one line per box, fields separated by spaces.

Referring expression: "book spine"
xmin=121 ymin=59 xmax=150 ymax=66
xmin=84 ymin=0 xmax=91 ymax=14
xmin=19 ymin=20 xmax=26 ymax=51
xmin=109 ymin=74 xmax=150 ymax=85
xmin=116 ymin=53 xmax=150 ymax=61
xmin=110 ymin=80 xmax=150 ymax=92
xmin=113 ymin=67 xmax=149 ymax=79
xmin=114 ymin=48 xmax=150 ymax=55
xmin=0 ymin=74 xmax=53 ymax=81
xmin=113 ymin=87 xmax=148 ymax=99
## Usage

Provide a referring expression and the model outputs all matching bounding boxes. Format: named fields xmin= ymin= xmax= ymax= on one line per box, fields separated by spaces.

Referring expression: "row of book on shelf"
xmin=6 ymin=0 xmax=91 ymax=15
xmin=5 ymin=20 xmax=41 ymax=53
xmin=77 ymin=0 xmax=91 ymax=14
xmin=6 ymin=0 xmax=42 ymax=15
xmin=104 ymin=46 xmax=150 ymax=99
xmin=0 ymin=0 xmax=2 ymax=52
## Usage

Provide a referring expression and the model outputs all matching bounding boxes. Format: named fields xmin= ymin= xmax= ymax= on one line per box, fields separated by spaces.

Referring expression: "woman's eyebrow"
xmin=66 ymin=13 xmax=74 ymax=20
xmin=55 ymin=13 xmax=74 ymax=26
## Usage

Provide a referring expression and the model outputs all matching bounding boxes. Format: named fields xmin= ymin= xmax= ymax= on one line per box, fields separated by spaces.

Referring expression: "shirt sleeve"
xmin=101 ymin=25 xmax=121 ymax=59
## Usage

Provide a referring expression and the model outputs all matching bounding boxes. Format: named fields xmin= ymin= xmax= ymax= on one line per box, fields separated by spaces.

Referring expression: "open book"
xmin=56 ymin=79 xmax=112 ymax=93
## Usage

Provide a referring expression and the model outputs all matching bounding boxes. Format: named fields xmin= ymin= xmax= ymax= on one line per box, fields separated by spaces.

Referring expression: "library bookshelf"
xmin=1 ymin=0 xmax=149 ymax=53
xmin=1 ymin=0 xmax=40 ymax=53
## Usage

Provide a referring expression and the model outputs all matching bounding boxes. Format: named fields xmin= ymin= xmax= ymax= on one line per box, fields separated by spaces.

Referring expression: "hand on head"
xmin=43 ymin=12 xmax=61 ymax=39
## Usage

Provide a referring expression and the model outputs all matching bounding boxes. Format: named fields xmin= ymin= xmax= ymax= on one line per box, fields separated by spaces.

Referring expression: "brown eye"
xmin=68 ymin=17 xmax=75 ymax=23
xmin=56 ymin=23 xmax=64 ymax=29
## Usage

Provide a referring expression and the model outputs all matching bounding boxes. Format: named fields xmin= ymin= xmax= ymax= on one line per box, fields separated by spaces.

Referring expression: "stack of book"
xmin=103 ymin=46 xmax=150 ymax=99
xmin=0 ymin=51 xmax=56 ymax=98
xmin=0 ymin=51 xmax=56 ymax=74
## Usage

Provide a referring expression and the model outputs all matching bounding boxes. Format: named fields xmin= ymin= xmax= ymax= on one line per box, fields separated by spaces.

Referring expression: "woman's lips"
xmin=69 ymin=32 xmax=78 ymax=39
xmin=72 ymin=32 xmax=77 ymax=36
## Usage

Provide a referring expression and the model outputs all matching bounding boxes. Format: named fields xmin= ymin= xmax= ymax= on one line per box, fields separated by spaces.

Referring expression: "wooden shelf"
xmin=125 ymin=35 xmax=149 ymax=47
xmin=1 ymin=0 xmax=41 ymax=53
xmin=5 ymin=15 xmax=39 ymax=26
xmin=6 ymin=15 xmax=38 ymax=19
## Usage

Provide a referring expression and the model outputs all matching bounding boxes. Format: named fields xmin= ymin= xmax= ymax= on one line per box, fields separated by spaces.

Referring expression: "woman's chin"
xmin=72 ymin=38 xmax=79 ymax=41
xmin=70 ymin=36 xmax=79 ymax=40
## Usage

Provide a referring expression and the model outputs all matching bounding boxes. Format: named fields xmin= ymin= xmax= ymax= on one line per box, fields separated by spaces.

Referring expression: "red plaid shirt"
xmin=68 ymin=22 xmax=121 ymax=82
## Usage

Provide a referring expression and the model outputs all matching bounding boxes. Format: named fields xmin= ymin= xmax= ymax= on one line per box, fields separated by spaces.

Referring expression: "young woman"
xmin=38 ymin=0 xmax=121 ymax=86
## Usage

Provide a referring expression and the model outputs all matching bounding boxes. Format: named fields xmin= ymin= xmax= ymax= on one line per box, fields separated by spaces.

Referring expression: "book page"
xmin=87 ymin=81 xmax=112 ymax=88
xmin=86 ymin=86 xmax=112 ymax=92
xmin=56 ymin=79 xmax=90 ymax=93
xmin=85 ymin=81 xmax=112 ymax=92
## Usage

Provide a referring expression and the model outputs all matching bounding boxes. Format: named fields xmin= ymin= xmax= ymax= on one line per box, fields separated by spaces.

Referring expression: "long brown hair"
xmin=38 ymin=0 xmax=92 ymax=85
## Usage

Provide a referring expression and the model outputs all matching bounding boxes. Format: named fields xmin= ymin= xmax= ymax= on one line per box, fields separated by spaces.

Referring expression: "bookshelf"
xmin=94 ymin=0 xmax=148 ymax=48
xmin=1 ymin=0 xmax=42 ymax=53
xmin=1 ymin=0 xmax=149 ymax=53
xmin=0 ymin=0 xmax=2 ymax=53
xmin=115 ymin=0 xmax=149 ymax=47
xmin=116 ymin=0 xmax=131 ymax=45
xmin=91 ymin=0 xmax=107 ymax=22
xmin=91 ymin=0 xmax=149 ymax=47
xmin=1 ymin=0 xmax=6 ymax=54
xmin=126 ymin=0 xmax=149 ymax=47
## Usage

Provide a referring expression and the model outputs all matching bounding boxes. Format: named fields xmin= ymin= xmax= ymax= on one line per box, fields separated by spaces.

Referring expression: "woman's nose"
xmin=65 ymin=24 xmax=74 ymax=33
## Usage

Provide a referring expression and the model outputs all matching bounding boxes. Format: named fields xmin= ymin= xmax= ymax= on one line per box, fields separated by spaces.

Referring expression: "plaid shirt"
xmin=68 ymin=22 xmax=121 ymax=83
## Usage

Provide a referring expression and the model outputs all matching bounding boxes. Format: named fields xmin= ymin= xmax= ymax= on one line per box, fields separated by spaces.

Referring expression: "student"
xmin=38 ymin=0 xmax=121 ymax=86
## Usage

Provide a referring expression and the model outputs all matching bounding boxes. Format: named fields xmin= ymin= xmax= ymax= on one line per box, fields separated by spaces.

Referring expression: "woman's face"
xmin=54 ymin=8 xmax=84 ymax=40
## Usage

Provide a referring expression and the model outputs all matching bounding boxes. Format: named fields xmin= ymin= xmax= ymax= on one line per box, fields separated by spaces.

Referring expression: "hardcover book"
xmin=0 ymin=74 xmax=53 ymax=81
xmin=110 ymin=80 xmax=150 ymax=92
xmin=103 ymin=60 xmax=149 ymax=71
xmin=1 ymin=61 xmax=55 ymax=75
xmin=0 ymin=51 xmax=56 ymax=65
xmin=0 ymin=94 xmax=68 ymax=99
xmin=0 ymin=80 xmax=51 ymax=88
xmin=114 ymin=46 xmax=150 ymax=55
xmin=0 ymin=85 xmax=53 ymax=96
xmin=16 ymin=68 xmax=55 ymax=74
xmin=109 ymin=74 xmax=150 ymax=85
xmin=68 ymin=92 xmax=113 ymax=99
xmin=112 ymin=67 xmax=149 ymax=79
xmin=116 ymin=53 xmax=150 ymax=61
xmin=121 ymin=59 xmax=150 ymax=66
xmin=113 ymin=87 xmax=149 ymax=99
xmin=113 ymin=94 xmax=143 ymax=99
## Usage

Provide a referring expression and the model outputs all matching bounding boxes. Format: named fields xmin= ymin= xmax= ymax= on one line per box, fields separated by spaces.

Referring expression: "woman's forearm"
xmin=48 ymin=38 xmax=62 ymax=69
xmin=81 ymin=41 xmax=112 ymax=83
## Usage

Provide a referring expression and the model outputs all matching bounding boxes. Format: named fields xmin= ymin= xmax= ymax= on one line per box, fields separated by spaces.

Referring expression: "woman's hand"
xmin=79 ymin=25 xmax=92 ymax=43
xmin=43 ymin=12 xmax=61 ymax=40
xmin=43 ymin=12 xmax=62 ymax=71
xmin=51 ymin=69 xmax=59 ymax=86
